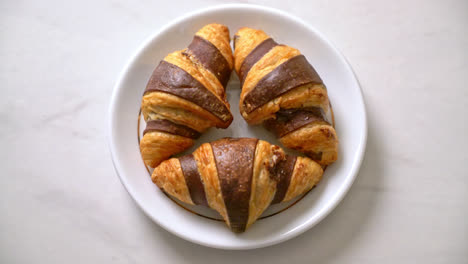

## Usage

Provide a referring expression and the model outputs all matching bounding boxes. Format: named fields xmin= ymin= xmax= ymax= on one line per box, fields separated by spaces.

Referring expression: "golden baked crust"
xmin=196 ymin=23 xmax=234 ymax=70
xmin=165 ymin=50 xmax=227 ymax=106
xmin=246 ymin=140 xmax=281 ymax=228
xmin=140 ymin=131 xmax=194 ymax=168
xmin=140 ymin=23 xmax=234 ymax=168
xmin=152 ymin=137 xmax=324 ymax=232
xmin=241 ymin=83 xmax=330 ymax=125
xmin=233 ymin=27 xmax=269 ymax=73
xmin=142 ymin=91 xmax=221 ymax=132
xmin=241 ymin=45 xmax=300 ymax=105
xmin=192 ymin=143 xmax=230 ymax=227
xmin=283 ymin=157 xmax=323 ymax=202
xmin=233 ymin=27 xmax=339 ymax=165
xmin=152 ymin=158 xmax=193 ymax=204
xmin=280 ymin=122 xmax=339 ymax=165
xmin=142 ymin=25 xmax=338 ymax=233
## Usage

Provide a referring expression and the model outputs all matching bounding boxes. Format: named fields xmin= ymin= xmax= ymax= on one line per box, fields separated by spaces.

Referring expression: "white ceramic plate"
xmin=109 ymin=4 xmax=367 ymax=250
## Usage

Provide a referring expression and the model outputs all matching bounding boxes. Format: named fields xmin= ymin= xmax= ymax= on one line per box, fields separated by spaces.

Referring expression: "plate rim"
xmin=108 ymin=3 xmax=368 ymax=250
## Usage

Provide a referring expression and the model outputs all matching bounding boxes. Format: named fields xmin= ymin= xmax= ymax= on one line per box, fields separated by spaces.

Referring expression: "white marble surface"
xmin=1 ymin=0 xmax=467 ymax=263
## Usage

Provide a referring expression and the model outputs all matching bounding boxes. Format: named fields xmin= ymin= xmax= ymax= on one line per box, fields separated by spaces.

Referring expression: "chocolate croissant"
xmin=140 ymin=24 xmax=234 ymax=167
xmin=233 ymin=28 xmax=338 ymax=165
xmin=153 ymin=138 xmax=323 ymax=233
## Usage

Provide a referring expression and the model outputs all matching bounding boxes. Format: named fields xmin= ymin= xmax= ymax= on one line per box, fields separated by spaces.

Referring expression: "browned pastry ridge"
xmin=153 ymin=138 xmax=323 ymax=233
xmin=233 ymin=28 xmax=339 ymax=165
xmin=140 ymin=24 xmax=234 ymax=168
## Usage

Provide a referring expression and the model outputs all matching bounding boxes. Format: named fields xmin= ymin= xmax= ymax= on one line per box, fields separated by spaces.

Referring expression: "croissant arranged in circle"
xmin=139 ymin=24 xmax=340 ymax=233
xmin=233 ymin=28 xmax=339 ymax=165
xmin=140 ymin=24 xmax=234 ymax=167
xmin=153 ymin=138 xmax=323 ymax=233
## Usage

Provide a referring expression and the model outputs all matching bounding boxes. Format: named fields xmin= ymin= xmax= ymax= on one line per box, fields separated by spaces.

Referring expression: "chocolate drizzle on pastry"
xmin=186 ymin=36 xmax=231 ymax=88
xmin=179 ymin=154 xmax=208 ymax=206
xmin=143 ymin=119 xmax=201 ymax=139
xmin=271 ymin=155 xmax=297 ymax=204
xmin=210 ymin=138 xmax=258 ymax=233
xmin=243 ymin=55 xmax=324 ymax=113
xmin=263 ymin=107 xmax=328 ymax=138
xmin=144 ymin=60 xmax=231 ymax=122
xmin=238 ymin=38 xmax=278 ymax=83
